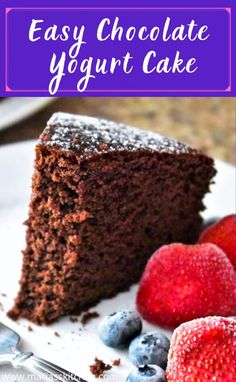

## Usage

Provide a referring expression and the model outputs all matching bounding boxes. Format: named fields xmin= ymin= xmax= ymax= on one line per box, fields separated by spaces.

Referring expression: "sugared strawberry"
xmin=166 ymin=316 xmax=236 ymax=382
xmin=199 ymin=214 xmax=236 ymax=270
xmin=136 ymin=243 xmax=236 ymax=328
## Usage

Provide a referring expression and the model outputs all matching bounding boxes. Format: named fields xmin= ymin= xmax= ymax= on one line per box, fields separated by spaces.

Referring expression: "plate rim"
xmin=0 ymin=98 xmax=56 ymax=131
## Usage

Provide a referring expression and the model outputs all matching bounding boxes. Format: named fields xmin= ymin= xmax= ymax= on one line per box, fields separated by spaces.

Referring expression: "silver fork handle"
xmin=11 ymin=351 xmax=87 ymax=382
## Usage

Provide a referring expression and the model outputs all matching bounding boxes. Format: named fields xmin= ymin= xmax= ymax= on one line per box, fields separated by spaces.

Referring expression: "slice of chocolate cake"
xmin=9 ymin=113 xmax=216 ymax=324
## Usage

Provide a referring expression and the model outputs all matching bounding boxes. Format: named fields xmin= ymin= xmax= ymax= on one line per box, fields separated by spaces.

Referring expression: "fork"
xmin=0 ymin=322 xmax=87 ymax=381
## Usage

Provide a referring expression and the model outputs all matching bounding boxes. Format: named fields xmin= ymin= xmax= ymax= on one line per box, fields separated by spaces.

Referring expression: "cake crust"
xmin=41 ymin=113 xmax=197 ymax=156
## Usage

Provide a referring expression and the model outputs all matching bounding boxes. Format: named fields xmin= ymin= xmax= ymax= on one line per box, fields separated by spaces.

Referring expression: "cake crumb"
xmin=54 ymin=331 xmax=60 ymax=337
xmin=89 ymin=357 xmax=112 ymax=378
xmin=81 ymin=311 xmax=100 ymax=325
xmin=70 ymin=316 xmax=78 ymax=323
xmin=112 ymin=359 xmax=121 ymax=366
xmin=28 ymin=325 xmax=33 ymax=332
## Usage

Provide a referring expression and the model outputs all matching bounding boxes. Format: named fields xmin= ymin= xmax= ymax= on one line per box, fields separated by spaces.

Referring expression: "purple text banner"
xmin=0 ymin=1 xmax=235 ymax=96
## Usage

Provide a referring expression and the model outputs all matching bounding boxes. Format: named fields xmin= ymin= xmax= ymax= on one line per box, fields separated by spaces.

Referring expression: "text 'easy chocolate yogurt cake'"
xmin=9 ymin=113 xmax=216 ymax=324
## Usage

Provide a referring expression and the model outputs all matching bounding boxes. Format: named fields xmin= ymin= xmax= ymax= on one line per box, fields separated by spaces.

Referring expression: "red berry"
xmin=166 ymin=316 xmax=236 ymax=382
xmin=136 ymin=243 xmax=236 ymax=328
xmin=199 ymin=214 xmax=236 ymax=270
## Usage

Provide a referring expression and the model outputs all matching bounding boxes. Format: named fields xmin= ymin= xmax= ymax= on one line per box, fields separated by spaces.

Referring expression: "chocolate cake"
xmin=9 ymin=113 xmax=216 ymax=324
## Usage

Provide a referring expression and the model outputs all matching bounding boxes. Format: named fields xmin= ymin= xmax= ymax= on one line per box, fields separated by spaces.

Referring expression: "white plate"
xmin=0 ymin=98 xmax=55 ymax=131
xmin=0 ymin=141 xmax=235 ymax=381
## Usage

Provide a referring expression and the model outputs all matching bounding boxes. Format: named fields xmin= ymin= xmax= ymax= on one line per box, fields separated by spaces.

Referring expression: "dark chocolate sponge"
xmin=9 ymin=113 xmax=216 ymax=324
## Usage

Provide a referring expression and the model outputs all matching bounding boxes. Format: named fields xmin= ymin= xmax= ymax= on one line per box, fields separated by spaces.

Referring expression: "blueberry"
xmin=129 ymin=332 xmax=170 ymax=369
xmin=126 ymin=365 xmax=166 ymax=382
xmin=98 ymin=310 xmax=142 ymax=348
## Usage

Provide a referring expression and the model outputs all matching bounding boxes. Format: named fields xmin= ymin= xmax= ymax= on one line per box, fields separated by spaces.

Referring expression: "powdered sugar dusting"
xmin=137 ymin=243 xmax=236 ymax=329
xmin=39 ymin=112 xmax=196 ymax=158
xmin=167 ymin=317 xmax=236 ymax=381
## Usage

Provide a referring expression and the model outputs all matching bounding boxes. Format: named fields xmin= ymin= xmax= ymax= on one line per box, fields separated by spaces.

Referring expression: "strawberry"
xmin=199 ymin=214 xmax=236 ymax=270
xmin=136 ymin=243 xmax=236 ymax=328
xmin=166 ymin=316 xmax=236 ymax=382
